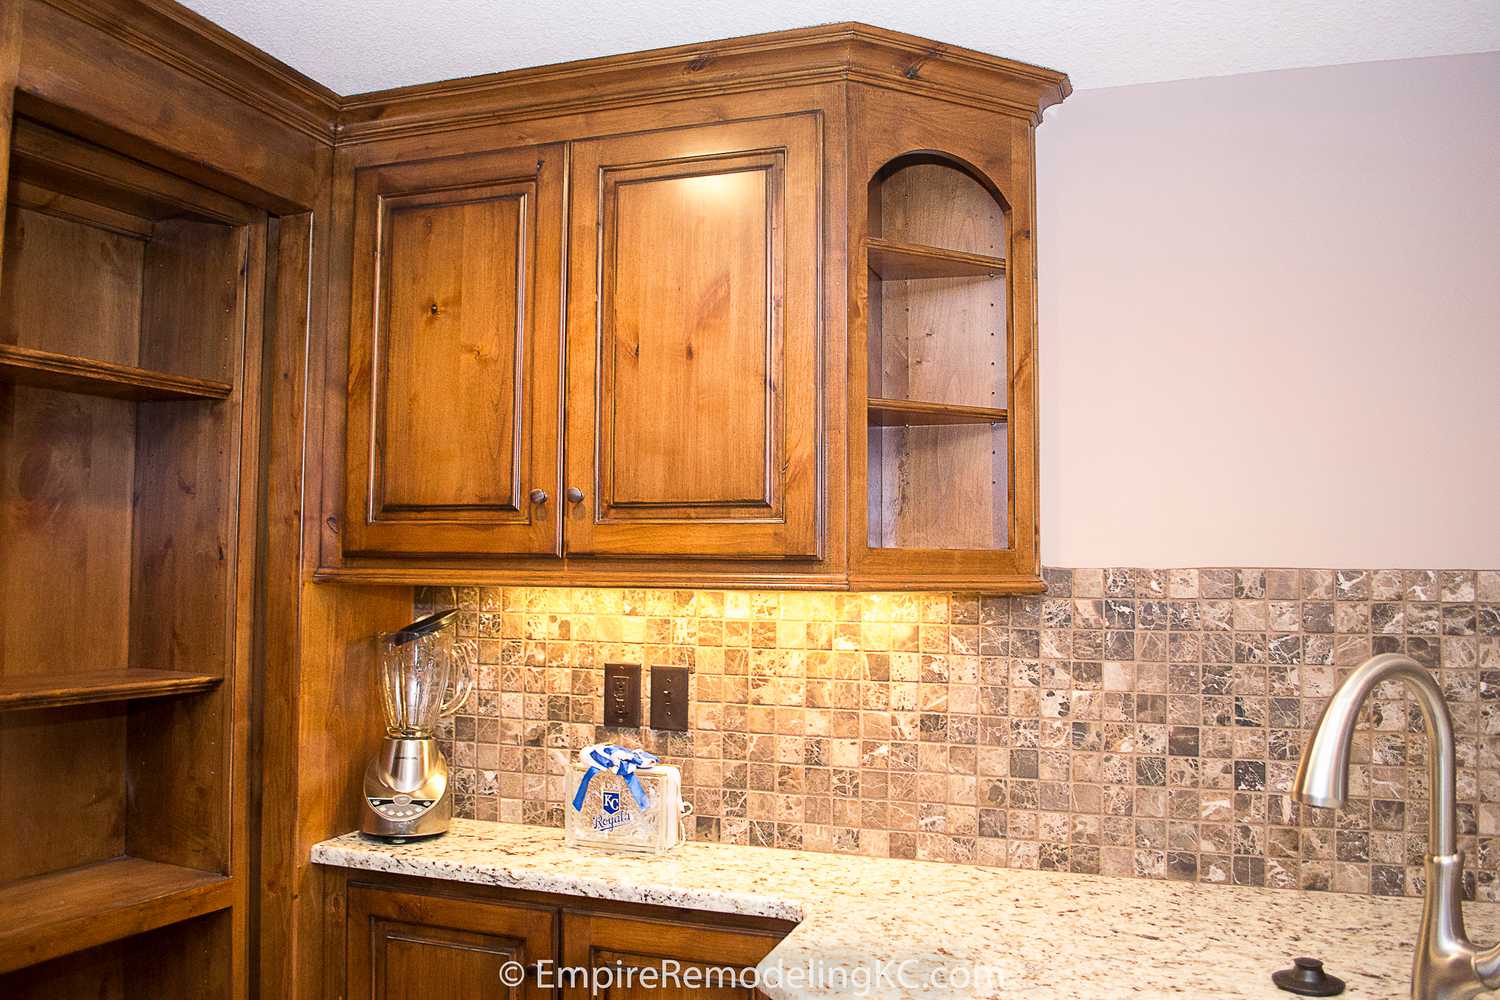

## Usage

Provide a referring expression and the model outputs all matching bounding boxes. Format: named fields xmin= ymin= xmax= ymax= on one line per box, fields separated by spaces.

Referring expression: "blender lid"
xmin=392 ymin=608 xmax=459 ymax=645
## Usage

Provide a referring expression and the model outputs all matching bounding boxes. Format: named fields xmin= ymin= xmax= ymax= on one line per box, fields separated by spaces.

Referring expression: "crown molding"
xmin=18 ymin=7 xmax=1069 ymax=153
xmin=36 ymin=0 xmax=339 ymax=144
xmin=334 ymin=22 xmax=1071 ymax=145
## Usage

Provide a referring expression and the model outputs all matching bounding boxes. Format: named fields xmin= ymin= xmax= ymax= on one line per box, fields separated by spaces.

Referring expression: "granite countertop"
xmin=312 ymin=819 xmax=1500 ymax=999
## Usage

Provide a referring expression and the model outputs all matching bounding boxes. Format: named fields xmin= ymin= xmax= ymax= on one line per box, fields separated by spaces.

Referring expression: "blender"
xmin=360 ymin=609 xmax=474 ymax=840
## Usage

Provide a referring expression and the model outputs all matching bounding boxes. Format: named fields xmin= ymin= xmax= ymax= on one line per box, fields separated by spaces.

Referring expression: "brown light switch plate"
xmin=603 ymin=663 xmax=641 ymax=728
xmin=650 ymin=666 xmax=689 ymax=732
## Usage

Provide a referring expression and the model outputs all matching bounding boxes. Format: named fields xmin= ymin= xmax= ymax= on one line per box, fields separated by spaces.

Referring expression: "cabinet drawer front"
xmin=566 ymin=116 xmax=821 ymax=559
xmin=345 ymin=145 xmax=564 ymax=557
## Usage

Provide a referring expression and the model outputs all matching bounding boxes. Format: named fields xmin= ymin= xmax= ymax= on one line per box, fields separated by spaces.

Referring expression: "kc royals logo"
xmin=601 ymin=790 xmax=621 ymax=815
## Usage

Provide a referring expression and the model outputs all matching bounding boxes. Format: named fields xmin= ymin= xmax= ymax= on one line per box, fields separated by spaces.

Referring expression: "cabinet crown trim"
xmin=36 ymin=0 xmax=341 ymax=144
xmin=335 ymin=22 xmax=1071 ymax=142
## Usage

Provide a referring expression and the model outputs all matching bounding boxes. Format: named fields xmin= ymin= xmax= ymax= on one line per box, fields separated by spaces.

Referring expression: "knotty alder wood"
xmin=333 ymin=23 xmax=1069 ymax=143
xmin=867 ymin=397 xmax=1008 ymax=426
xmin=0 ymin=669 xmax=220 ymax=711
xmin=0 ymin=72 xmax=266 ymax=996
xmin=849 ymin=84 xmax=1043 ymax=588
xmin=866 ymin=236 xmax=1004 ymax=280
xmin=344 ymin=145 xmax=565 ymax=557
xmin=348 ymin=885 xmax=554 ymax=1000
xmin=381 ymin=190 xmax=523 ymax=511
xmin=0 ymin=343 xmax=232 ymax=400
xmin=561 ymin=910 xmax=783 ymax=1000
xmin=867 ymin=157 xmax=1009 ymax=553
xmin=327 ymin=873 xmax=794 ymax=1000
xmin=0 ymin=856 xmax=233 ymax=974
xmin=565 ymin=115 xmax=821 ymax=559
xmin=607 ymin=164 xmax=771 ymax=507
xmin=0 ymin=2 xmax=330 ymax=995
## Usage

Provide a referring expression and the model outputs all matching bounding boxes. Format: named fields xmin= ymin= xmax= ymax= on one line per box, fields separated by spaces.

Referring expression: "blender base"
xmin=361 ymin=736 xmax=452 ymax=840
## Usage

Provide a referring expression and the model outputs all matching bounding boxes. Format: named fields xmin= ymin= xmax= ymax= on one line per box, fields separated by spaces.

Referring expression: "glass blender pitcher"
xmin=361 ymin=609 xmax=474 ymax=840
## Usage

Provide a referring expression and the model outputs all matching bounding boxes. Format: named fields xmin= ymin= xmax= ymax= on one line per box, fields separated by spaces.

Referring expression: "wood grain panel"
xmin=566 ymin=115 xmax=821 ymax=559
xmin=139 ymin=217 xmax=246 ymax=382
xmin=561 ymin=911 xmax=781 ymax=1000
xmin=347 ymin=885 xmax=553 ymax=1000
xmin=0 ymin=207 xmax=144 ymax=362
xmin=871 ymin=423 xmax=1008 ymax=550
xmin=0 ymin=0 xmax=19 ymax=293
xmin=0 ymin=705 xmax=126 ymax=882
xmin=607 ymin=166 xmax=770 ymax=507
xmin=0 ymin=205 xmax=139 ymax=883
xmin=344 ymin=145 xmax=565 ymax=557
xmin=380 ymin=191 xmax=521 ymax=511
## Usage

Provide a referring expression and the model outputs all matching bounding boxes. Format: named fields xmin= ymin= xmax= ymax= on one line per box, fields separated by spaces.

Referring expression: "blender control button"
xmin=394 ymin=794 xmax=412 ymax=806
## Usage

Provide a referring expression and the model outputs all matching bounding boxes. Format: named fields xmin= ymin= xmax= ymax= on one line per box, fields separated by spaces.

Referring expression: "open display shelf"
xmin=0 ymin=343 xmax=232 ymax=401
xmin=0 ymin=114 xmax=259 ymax=993
xmin=0 ymin=669 xmax=221 ymax=712
xmin=866 ymin=236 xmax=1004 ymax=280
xmin=864 ymin=153 xmax=1011 ymax=555
xmin=867 ymin=397 xmax=1008 ymax=427
xmin=0 ymin=858 xmax=232 ymax=974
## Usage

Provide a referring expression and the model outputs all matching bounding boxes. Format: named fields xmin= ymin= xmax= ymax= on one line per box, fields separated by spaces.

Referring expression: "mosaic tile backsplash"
xmin=425 ymin=568 xmax=1500 ymax=900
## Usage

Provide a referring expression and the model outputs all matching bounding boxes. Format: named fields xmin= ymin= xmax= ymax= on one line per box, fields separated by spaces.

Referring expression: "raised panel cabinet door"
xmin=344 ymin=144 xmax=565 ymax=556
xmin=565 ymin=116 xmax=821 ymax=559
xmin=347 ymin=885 xmax=555 ymax=1000
xmin=560 ymin=911 xmax=784 ymax=1000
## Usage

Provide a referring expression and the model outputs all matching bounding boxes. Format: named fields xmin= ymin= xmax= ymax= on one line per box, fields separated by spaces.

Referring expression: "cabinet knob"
xmin=566 ymin=487 xmax=585 ymax=503
xmin=529 ymin=489 xmax=549 ymax=504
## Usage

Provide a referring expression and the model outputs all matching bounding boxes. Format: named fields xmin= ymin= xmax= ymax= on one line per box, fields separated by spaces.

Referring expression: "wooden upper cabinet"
xmin=849 ymin=86 xmax=1044 ymax=591
xmin=564 ymin=116 xmax=822 ymax=560
xmin=347 ymin=885 xmax=554 ymax=1000
xmin=344 ymin=144 xmax=565 ymax=556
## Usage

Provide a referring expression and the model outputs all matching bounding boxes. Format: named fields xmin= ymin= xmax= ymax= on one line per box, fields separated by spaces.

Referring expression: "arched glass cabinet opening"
xmin=864 ymin=152 xmax=1011 ymax=553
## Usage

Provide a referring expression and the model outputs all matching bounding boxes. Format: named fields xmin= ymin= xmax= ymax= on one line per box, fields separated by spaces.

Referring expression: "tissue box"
xmin=565 ymin=758 xmax=686 ymax=854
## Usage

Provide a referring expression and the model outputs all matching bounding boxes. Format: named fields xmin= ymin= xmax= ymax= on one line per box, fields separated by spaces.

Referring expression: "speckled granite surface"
xmin=313 ymin=819 xmax=1500 ymax=998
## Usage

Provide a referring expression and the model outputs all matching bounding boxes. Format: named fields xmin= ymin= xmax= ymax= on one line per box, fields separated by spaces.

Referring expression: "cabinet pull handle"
xmin=566 ymin=487 xmax=585 ymax=503
xmin=529 ymin=489 xmax=549 ymax=504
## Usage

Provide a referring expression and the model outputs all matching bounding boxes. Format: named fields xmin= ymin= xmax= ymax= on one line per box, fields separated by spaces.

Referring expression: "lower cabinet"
xmin=348 ymin=886 xmax=555 ymax=1000
xmin=341 ymin=877 xmax=791 ymax=1000
xmin=560 ymin=910 xmax=780 ymax=1000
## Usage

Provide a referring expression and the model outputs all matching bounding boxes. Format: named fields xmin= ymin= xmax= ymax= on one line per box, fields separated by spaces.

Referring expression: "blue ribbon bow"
xmin=571 ymin=744 xmax=659 ymax=813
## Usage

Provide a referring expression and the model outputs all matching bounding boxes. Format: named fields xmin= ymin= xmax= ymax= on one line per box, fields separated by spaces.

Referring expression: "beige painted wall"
xmin=1035 ymin=51 xmax=1500 ymax=568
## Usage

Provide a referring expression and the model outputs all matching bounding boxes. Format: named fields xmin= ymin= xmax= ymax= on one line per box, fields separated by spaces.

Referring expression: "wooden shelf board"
xmin=868 ymin=397 xmax=1008 ymax=426
xmin=866 ymin=237 xmax=1004 ymax=280
xmin=0 ymin=344 xmax=231 ymax=401
xmin=0 ymin=669 xmax=221 ymax=712
xmin=0 ymin=857 xmax=233 ymax=974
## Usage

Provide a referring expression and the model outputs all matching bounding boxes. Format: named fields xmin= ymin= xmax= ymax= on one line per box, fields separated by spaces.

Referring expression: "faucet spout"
xmin=1293 ymin=652 xmax=1456 ymax=856
xmin=1292 ymin=653 xmax=1491 ymax=1000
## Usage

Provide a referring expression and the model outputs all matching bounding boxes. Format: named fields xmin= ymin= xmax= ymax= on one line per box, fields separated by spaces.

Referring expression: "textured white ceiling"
xmin=182 ymin=0 xmax=1500 ymax=96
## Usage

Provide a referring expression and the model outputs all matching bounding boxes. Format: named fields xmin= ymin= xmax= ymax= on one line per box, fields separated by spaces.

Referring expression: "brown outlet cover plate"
xmin=650 ymin=666 xmax=689 ymax=732
xmin=603 ymin=663 xmax=641 ymax=727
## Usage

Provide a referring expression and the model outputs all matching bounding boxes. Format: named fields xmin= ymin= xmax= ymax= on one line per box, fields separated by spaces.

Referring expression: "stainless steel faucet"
xmin=1293 ymin=653 xmax=1500 ymax=1000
